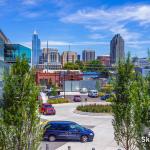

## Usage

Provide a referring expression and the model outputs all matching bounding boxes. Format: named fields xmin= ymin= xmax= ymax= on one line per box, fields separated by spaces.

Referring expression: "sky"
xmin=1 ymin=0 xmax=150 ymax=57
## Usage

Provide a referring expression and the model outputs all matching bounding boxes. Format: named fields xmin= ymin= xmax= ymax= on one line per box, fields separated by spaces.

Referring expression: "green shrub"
xmin=101 ymin=84 xmax=113 ymax=93
xmin=98 ymin=92 xmax=105 ymax=97
xmin=106 ymin=97 xmax=113 ymax=102
xmin=76 ymin=104 xmax=112 ymax=113
xmin=48 ymin=98 xmax=69 ymax=104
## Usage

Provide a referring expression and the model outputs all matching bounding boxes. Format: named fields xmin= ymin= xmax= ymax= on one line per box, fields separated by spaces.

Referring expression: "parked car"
xmin=43 ymin=121 xmax=94 ymax=142
xmin=100 ymin=94 xmax=111 ymax=100
xmin=40 ymin=103 xmax=56 ymax=115
xmin=73 ymin=95 xmax=82 ymax=102
xmin=88 ymin=90 xmax=98 ymax=98
xmin=80 ymin=88 xmax=88 ymax=93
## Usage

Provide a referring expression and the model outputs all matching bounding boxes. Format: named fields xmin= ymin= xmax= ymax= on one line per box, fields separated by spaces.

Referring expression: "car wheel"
xmin=80 ymin=135 xmax=88 ymax=142
xmin=48 ymin=135 xmax=56 ymax=142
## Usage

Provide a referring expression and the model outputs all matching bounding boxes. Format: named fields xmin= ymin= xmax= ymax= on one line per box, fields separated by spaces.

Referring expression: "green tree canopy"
xmin=63 ymin=62 xmax=79 ymax=70
xmin=0 ymin=56 xmax=43 ymax=150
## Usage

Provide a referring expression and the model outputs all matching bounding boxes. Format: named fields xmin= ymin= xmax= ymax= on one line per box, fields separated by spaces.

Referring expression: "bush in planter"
xmin=48 ymin=98 xmax=69 ymax=104
xmin=98 ymin=92 xmax=105 ymax=97
xmin=106 ymin=97 xmax=114 ymax=102
xmin=77 ymin=104 xmax=112 ymax=113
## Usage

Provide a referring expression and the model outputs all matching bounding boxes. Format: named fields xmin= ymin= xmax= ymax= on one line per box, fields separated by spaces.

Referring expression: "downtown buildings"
xmin=37 ymin=47 xmax=62 ymax=70
xmin=110 ymin=34 xmax=125 ymax=64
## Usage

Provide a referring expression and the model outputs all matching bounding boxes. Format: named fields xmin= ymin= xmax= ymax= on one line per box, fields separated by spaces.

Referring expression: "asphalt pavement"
xmin=40 ymin=102 xmax=121 ymax=150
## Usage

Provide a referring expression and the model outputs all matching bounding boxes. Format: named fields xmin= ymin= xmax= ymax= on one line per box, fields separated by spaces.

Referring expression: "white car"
xmin=88 ymin=90 xmax=98 ymax=98
xmin=80 ymin=88 xmax=88 ymax=93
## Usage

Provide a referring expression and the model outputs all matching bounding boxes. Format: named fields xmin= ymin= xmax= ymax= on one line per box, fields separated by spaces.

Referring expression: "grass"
xmin=76 ymin=104 xmax=112 ymax=113
xmin=48 ymin=98 xmax=69 ymax=104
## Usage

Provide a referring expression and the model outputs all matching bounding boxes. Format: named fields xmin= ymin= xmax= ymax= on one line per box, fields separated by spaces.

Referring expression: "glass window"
xmin=69 ymin=124 xmax=84 ymax=131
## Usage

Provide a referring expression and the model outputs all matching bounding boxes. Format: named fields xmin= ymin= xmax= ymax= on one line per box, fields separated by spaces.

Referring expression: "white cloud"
xmin=21 ymin=10 xmax=42 ymax=18
xmin=89 ymin=33 xmax=105 ymax=40
xmin=21 ymin=40 xmax=150 ymax=50
xmin=21 ymin=40 xmax=109 ymax=48
xmin=61 ymin=4 xmax=150 ymax=41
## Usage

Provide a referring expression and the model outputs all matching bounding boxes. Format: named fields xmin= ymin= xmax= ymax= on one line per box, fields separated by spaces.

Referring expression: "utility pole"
xmin=47 ymin=40 xmax=48 ymax=72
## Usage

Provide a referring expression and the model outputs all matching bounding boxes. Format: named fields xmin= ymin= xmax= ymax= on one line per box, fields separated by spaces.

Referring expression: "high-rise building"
xmin=77 ymin=54 xmax=80 ymax=61
xmin=110 ymin=34 xmax=125 ymax=64
xmin=61 ymin=51 xmax=77 ymax=66
xmin=82 ymin=50 xmax=95 ymax=62
xmin=32 ymin=30 xmax=41 ymax=66
xmin=42 ymin=48 xmax=59 ymax=63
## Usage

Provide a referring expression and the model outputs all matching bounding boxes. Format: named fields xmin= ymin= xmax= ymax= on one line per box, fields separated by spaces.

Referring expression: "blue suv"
xmin=43 ymin=121 xmax=94 ymax=142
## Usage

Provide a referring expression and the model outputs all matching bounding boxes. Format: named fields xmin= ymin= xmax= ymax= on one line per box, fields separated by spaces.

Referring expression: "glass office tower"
xmin=0 ymin=30 xmax=9 ymax=101
xmin=32 ymin=30 xmax=41 ymax=66
xmin=4 ymin=44 xmax=31 ymax=64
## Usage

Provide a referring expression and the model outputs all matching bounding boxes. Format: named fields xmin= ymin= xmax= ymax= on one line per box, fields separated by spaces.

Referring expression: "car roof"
xmin=47 ymin=121 xmax=76 ymax=125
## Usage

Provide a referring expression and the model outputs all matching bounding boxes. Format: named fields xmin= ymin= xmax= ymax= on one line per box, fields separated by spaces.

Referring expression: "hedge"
xmin=76 ymin=104 xmax=112 ymax=113
xmin=48 ymin=98 xmax=69 ymax=104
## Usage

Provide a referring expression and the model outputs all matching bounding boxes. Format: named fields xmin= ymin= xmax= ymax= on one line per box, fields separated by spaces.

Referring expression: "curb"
xmin=74 ymin=110 xmax=112 ymax=116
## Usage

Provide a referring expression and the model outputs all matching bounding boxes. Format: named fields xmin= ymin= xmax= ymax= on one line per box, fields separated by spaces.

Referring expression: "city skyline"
xmin=1 ymin=0 xmax=150 ymax=57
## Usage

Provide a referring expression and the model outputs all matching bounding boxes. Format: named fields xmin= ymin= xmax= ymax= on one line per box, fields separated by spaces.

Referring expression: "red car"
xmin=40 ymin=103 xmax=56 ymax=115
xmin=73 ymin=95 xmax=82 ymax=102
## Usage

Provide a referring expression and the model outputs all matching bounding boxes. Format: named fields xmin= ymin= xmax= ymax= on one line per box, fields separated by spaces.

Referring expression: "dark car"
xmin=43 ymin=121 xmax=94 ymax=142
xmin=73 ymin=95 xmax=82 ymax=102
xmin=101 ymin=94 xmax=111 ymax=100
xmin=40 ymin=103 xmax=56 ymax=115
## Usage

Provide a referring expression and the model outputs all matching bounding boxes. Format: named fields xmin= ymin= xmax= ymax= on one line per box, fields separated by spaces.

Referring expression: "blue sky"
xmin=1 ymin=0 xmax=150 ymax=57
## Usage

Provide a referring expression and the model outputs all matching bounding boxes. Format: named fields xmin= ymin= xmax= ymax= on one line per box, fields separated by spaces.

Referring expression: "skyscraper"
xmin=61 ymin=51 xmax=77 ymax=66
xmin=110 ymin=34 xmax=125 ymax=64
xmin=32 ymin=30 xmax=41 ymax=66
xmin=82 ymin=50 xmax=95 ymax=62
xmin=43 ymin=48 xmax=59 ymax=63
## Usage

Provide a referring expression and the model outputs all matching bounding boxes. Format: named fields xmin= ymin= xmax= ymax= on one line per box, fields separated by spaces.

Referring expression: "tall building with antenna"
xmin=32 ymin=30 xmax=41 ymax=66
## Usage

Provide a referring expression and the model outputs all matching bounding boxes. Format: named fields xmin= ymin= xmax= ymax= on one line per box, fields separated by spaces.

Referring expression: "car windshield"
xmin=44 ymin=105 xmax=52 ymax=108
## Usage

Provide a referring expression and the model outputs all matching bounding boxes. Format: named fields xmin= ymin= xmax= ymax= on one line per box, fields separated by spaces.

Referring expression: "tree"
xmin=75 ymin=60 xmax=85 ymax=71
xmin=112 ymin=55 xmax=137 ymax=150
xmin=51 ymin=85 xmax=57 ymax=96
xmin=84 ymin=60 xmax=105 ymax=72
xmin=95 ymin=80 xmax=100 ymax=92
xmin=112 ymin=54 xmax=150 ymax=150
xmin=131 ymin=73 xmax=150 ymax=150
xmin=148 ymin=49 xmax=150 ymax=61
xmin=0 ymin=56 xmax=43 ymax=150
xmin=63 ymin=62 xmax=79 ymax=70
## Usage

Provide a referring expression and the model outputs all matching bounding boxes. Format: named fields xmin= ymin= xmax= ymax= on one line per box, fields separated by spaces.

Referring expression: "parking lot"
xmin=40 ymin=102 xmax=118 ymax=150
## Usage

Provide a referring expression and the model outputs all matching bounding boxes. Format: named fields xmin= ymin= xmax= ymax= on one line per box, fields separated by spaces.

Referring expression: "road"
xmin=40 ymin=102 xmax=120 ymax=150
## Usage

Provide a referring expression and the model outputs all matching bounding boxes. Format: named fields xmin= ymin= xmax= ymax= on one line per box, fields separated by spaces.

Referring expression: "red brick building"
xmin=97 ymin=55 xmax=110 ymax=66
xmin=36 ymin=70 xmax=83 ymax=87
